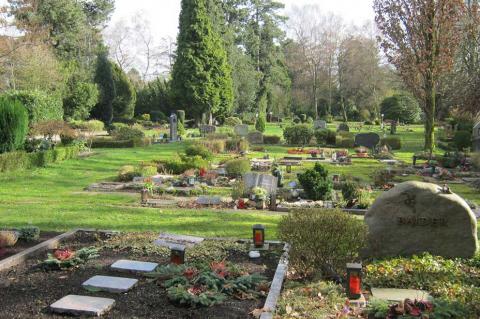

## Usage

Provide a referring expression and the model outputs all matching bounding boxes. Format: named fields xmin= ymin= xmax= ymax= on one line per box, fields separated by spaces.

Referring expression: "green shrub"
xmin=118 ymin=165 xmax=140 ymax=182
xmin=278 ymin=209 xmax=367 ymax=275
xmin=109 ymin=122 xmax=128 ymax=132
xmin=225 ymin=159 xmax=251 ymax=177
xmin=380 ymin=93 xmax=421 ymax=124
xmin=71 ymin=119 xmax=105 ymax=132
xmin=224 ymin=116 xmax=242 ymax=127
xmin=2 ymin=90 xmax=63 ymax=124
xmin=255 ymin=114 xmax=266 ymax=132
xmin=18 ymin=226 xmax=40 ymax=242
xmin=91 ymin=137 xmax=152 ymax=148
xmin=341 ymin=181 xmax=362 ymax=202
xmin=453 ymin=130 xmax=471 ymax=151
xmin=263 ymin=135 xmax=281 ymax=144
xmin=0 ymin=98 xmax=29 ymax=153
xmin=315 ymin=129 xmax=336 ymax=146
xmin=283 ymin=124 xmax=314 ymax=145
xmin=150 ymin=110 xmax=167 ymax=122
xmin=380 ymin=136 xmax=402 ymax=150
xmin=297 ymin=163 xmax=333 ymax=200
xmin=371 ymin=169 xmax=395 ymax=187
xmin=225 ymin=138 xmax=249 ymax=152
xmin=185 ymin=144 xmax=213 ymax=160
xmin=163 ymin=155 xmax=209 ymax=174
xmin=300 ymin=113 xmax=307 ymax=123
xmin=137 ymin=164 xmax=158 ymax=177
xmin=335 ymin=135 xmax=355 ymax=148
xmin=112 ymin=126 xmax=145 ymax=140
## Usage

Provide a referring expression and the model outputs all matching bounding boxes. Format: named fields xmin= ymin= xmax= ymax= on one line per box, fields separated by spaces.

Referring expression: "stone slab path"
xmin=82 ymin=275 xmax=138 ymax=293
xmin=50 ymin=295 xmax=115 ymax=316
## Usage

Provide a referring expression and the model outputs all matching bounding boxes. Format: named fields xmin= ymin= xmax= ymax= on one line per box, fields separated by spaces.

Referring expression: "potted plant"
xmin=251 ymin=187 xmax=268 ymax=210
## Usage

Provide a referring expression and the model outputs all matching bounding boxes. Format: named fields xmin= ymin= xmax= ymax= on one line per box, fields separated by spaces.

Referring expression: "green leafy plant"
xmin=283 ymin=124 xmax=314 ymax=146
xmin=41 ymin=247 xmax=99 ymax=270
xmin=225 ymin=159 xmax=251 ymax=177
xmin=0 ymin=98 xmax=29 ymax=153
xmin=255 ymin=114 xmax=266 ymax=132
xmin=315 ymin=129 xmax=336 ymax=146
xmin=185 ymin=144 xmax=213 ymax=160
xmin=381 ymin=136 xmax=402 ymax=150
xmin=263 ymin=135 xmax=281 ymax=144
xmin=18 ymin=226 xmax=40 ymax=242
xmin=224 ymin=116 xmax=242 ymax=126
xmin=117 ymin=165 xmax=140 ymax=182
xmin=297 ymin=163 xmax=333 ymax=200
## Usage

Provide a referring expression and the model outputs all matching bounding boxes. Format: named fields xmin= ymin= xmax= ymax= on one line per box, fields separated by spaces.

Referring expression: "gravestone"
xmin=234 ymin=124 xmax=249 ymax=137
xmin=169 ymin=113 xmax=178 ymax=142
xmin=314 ymin=120 xmax=327 ymax=130
xmin=199 ymin=125 xmax=216 ymax=136
xmin=196 ymin=195 xmax=222 ymax=205
xmin=243 ymin=172 xmax=278 ymax=195
xmin=247 ymin=131 xmax=264 ymax=144
xmin=50 ymin=295 xmax=115 ymax=316
xmin=337 ymin=123 xmax=349 ymax=132
xmin=365 ymin=181 xmax=478 ymax=258
xmin=355 ymin=133 xmax=380 ymax=149
xmin=82 ymin=276 xmax=138 ymax=293
xmin=111 ymin=260 xmax=158 ymax=273
xmin=473 ymin=122 xmax=480 ymax=151
xmin=154 ymin=232 xmax=204 ymax=248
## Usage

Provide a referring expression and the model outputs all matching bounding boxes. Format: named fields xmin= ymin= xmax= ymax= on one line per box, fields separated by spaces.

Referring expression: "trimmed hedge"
xmin=91 ymin=137 xmax=152 ymax=148
xmin=380 ymin=136 xmax=402 ymax=150
xmin=2 ymin=90 xmax=63 ymax=124
xmin=0 ymin=98 xmax=29 ymax=153
xmin=263 ymin=135 xmax=281 ymax=144
xmin=0 ymin=146 xmax=81 ymax=173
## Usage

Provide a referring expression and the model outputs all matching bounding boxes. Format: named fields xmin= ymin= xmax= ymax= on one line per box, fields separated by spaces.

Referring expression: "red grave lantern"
xmin=252 ymin=224 xmax=265 ymax=248
xmin=170 ymin=244 xmax=185 ymax=265
xmin=346 ymin=263 xmax=362 ymax=299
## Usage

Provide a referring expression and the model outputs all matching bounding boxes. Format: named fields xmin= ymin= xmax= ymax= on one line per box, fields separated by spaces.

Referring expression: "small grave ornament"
xmin=252 ymin=224 xmax=265 ymax=248
xmin=170 ymin=244 xmax=185 ymax=265
xmin=346 ymin=263 xmax=362 ymax=299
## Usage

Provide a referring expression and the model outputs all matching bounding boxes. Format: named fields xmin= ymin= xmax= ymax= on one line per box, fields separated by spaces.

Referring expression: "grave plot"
xmin=0 ymin=231 xmax=285 ymax=318
xmin=0 ymin=228 xmax=60 ymax=262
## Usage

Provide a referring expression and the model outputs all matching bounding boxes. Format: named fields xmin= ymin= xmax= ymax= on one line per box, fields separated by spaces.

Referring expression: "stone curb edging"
xmin=0 ymin=229 xmax=79 ymax=271
xmin=260 ymin=243 xmax=290 ymax=319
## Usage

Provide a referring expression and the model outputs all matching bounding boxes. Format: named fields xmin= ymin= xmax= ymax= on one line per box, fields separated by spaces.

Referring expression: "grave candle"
xmin=170 ymin=245 xmax=185 ymax=265
xmin=252 ymin=224 xmax=265 ymax=248
xmin=346 ymin=263 xmax=362 ymax=299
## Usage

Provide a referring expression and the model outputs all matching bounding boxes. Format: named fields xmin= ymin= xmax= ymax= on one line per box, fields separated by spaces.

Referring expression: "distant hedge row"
xmin=91 ymin=137 xmax=153 ymax=149
xmin=0 ymin=145 xmax=81 ymax=173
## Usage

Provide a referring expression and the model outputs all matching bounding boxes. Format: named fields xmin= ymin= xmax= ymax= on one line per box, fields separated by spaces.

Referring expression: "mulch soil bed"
xmin=0 ymin=231 xmax=62 ymax=261
xmin=0 ymin=231 xmax=282 ymax=319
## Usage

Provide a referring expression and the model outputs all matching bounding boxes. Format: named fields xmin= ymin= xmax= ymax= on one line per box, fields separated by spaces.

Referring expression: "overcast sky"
xmin=109 ymin=0 xmax=375 ymax=41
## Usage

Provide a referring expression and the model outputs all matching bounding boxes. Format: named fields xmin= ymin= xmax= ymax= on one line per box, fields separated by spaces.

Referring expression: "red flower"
xmin=54 ymin=249 xmax=74 ymax=261
xmin=210 ymin=260 xmax=229 ymax=278
xmin=183 ymin=267 xmax=199 ymax=280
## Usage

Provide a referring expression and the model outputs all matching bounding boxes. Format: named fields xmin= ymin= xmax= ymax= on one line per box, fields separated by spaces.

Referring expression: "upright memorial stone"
xmin=354 ymin=133 xmax=380 ymax=150
xmin=234 ymin=124 xmax=249 ymax=137
xmin=243 ymin=173 xmax=278 ymax=195
xmin=314 ymin=120 xmax=327 ymax=130
xmin=247 ymin=131 xmax=264 ymax=144
xmin=365 ymin=181 xmax=478 ymax=258
xmin=169 ymin=113 xmax=178 ymax=142
xmin=199 ymin=125 xmax=216 ymax=137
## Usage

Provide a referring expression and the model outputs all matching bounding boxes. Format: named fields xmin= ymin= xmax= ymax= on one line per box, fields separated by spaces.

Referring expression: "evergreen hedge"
xmin=0 ymin=98 xmax=29 ymax=153
xmin=2 ymin=90 xmax=63 ymax=124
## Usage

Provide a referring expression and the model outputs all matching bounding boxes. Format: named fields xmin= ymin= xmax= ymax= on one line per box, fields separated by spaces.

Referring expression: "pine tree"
xmin=111 ymin=63 xmax=136 ymax=121
xmin=93 ymin=49 xmax=116 ymax=124
xmin=171 ymin=0 xmax=234 ymax=122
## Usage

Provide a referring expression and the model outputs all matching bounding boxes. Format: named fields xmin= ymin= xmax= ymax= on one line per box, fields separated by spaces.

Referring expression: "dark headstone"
xmin=247 ymin=131 xmax=264 ymax=144
xmin=354 ymin=133 xmax=380 ymax=149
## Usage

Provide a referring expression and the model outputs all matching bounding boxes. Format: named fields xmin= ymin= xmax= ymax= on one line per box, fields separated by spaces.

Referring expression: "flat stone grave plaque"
xmin=50 ymin=295 xmax=115 ymax=317
xmin=196 ymin=195 xmax=222 ymax=205
xmin=234 ymin=124 xmax=249 ymax=136
xmin=314 ymin=120 xmax=327 ymax=130
xmin=82 ymin=275 xmax=138 ymax=293
xmin=354 ymin=132 xmax=380 ymax=149
xmin=243 ymin=172 xmax=278 ymax=195
xmin=111 ymin=260 xmax=158 ymax=273
xmin=371 ymin=288 xmax=433 ymax=302
xmin=154 ymin=232 xmax=204 ymax=248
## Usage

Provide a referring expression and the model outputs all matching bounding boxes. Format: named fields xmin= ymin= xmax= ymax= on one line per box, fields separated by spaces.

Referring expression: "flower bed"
xmin=0 ymin=231 xmax=284 ymax=319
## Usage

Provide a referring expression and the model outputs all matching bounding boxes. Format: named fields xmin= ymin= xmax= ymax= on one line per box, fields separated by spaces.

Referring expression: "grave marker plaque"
xmin=234 ymin=124 xmax=249 ymax=136
xmin=314 ymin=120 xmax=327 ymax=130
xmin=247 ymin=131 xmax=264 ymax=144
xmin=243 ymin=172 xmax=278 ymax=195
xmin=169 ymin=113 xmax=178 ymax=142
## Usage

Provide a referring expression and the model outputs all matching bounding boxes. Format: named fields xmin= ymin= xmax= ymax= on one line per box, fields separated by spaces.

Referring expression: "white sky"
xmin=109 ymin=0 xmax=375 ymax=41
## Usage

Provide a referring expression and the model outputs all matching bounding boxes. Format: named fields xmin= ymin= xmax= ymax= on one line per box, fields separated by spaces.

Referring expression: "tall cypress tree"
xmin=93 ymin=49 xmax=116 ymax=124
xmin=171 ymin=0 xmax=233 ymax=122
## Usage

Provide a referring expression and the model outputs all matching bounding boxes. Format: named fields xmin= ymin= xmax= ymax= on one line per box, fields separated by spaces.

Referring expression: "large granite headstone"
xmin=337 ymin=123 xmax=350 ymax=132
xmin=234 ymin=124 xmax=249 ymax=137
xmin=365 ymin=181 xmax=478 ymax=258
xmin=473 ymin=122 xmax=480 ymax=151
xmin=247 ymin=131 xmax=264 ymax=144
xmin=199 ymin=125 xmax=216 ymax=136
xmin=243 ymin=172 xmax=278 ymax=195
xmin=169 ymin=113 xmax=178 ymax=142
xmin=314 ymin=120 xmax=327 ymax=130
xmin=355 ymin=133 xmax=380 ymax=149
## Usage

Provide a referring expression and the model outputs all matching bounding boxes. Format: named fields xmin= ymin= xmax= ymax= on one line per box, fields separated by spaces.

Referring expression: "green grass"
xmin=0 ymin=143 xmax=281 ymax=237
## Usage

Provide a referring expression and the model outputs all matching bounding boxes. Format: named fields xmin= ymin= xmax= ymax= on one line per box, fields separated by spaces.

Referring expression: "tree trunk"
xmin=424 ymin=82 xmax=436 ymax=154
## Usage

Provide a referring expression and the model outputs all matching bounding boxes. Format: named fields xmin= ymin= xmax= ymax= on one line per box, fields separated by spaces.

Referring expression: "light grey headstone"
xmin=234 ymin=124 xmax=249 ymax=136
xmin=111 ymin=260 xmax=158 ymax=273
xmin=50 ymin=295 xmax=115 ymax=317
xmin=371 ymin=288 xmax=433 ymax=302
xmin=354 ymin=132 xmax=380 ymax=149
xmin=169 ymin=113 xmax=178 ymax=142
xmin=196 ymin=195 xmax=222 ymax=205
xmin=247 ymin=131 xmax=264 ymax=144
xmin=243 ymin=172 xmax=278 ymax=195
xmin=199 ymin=125 xmax=216 ymax=136
xmin=154 ymin=232 xmax=204 ymax=248
xmin=365 ymin=181 xmax=478 ymax=258
xmin=82 ymin=276 xmax=138 ymax=293
xmin=314 ymin=120 xmax=327 ymax=130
